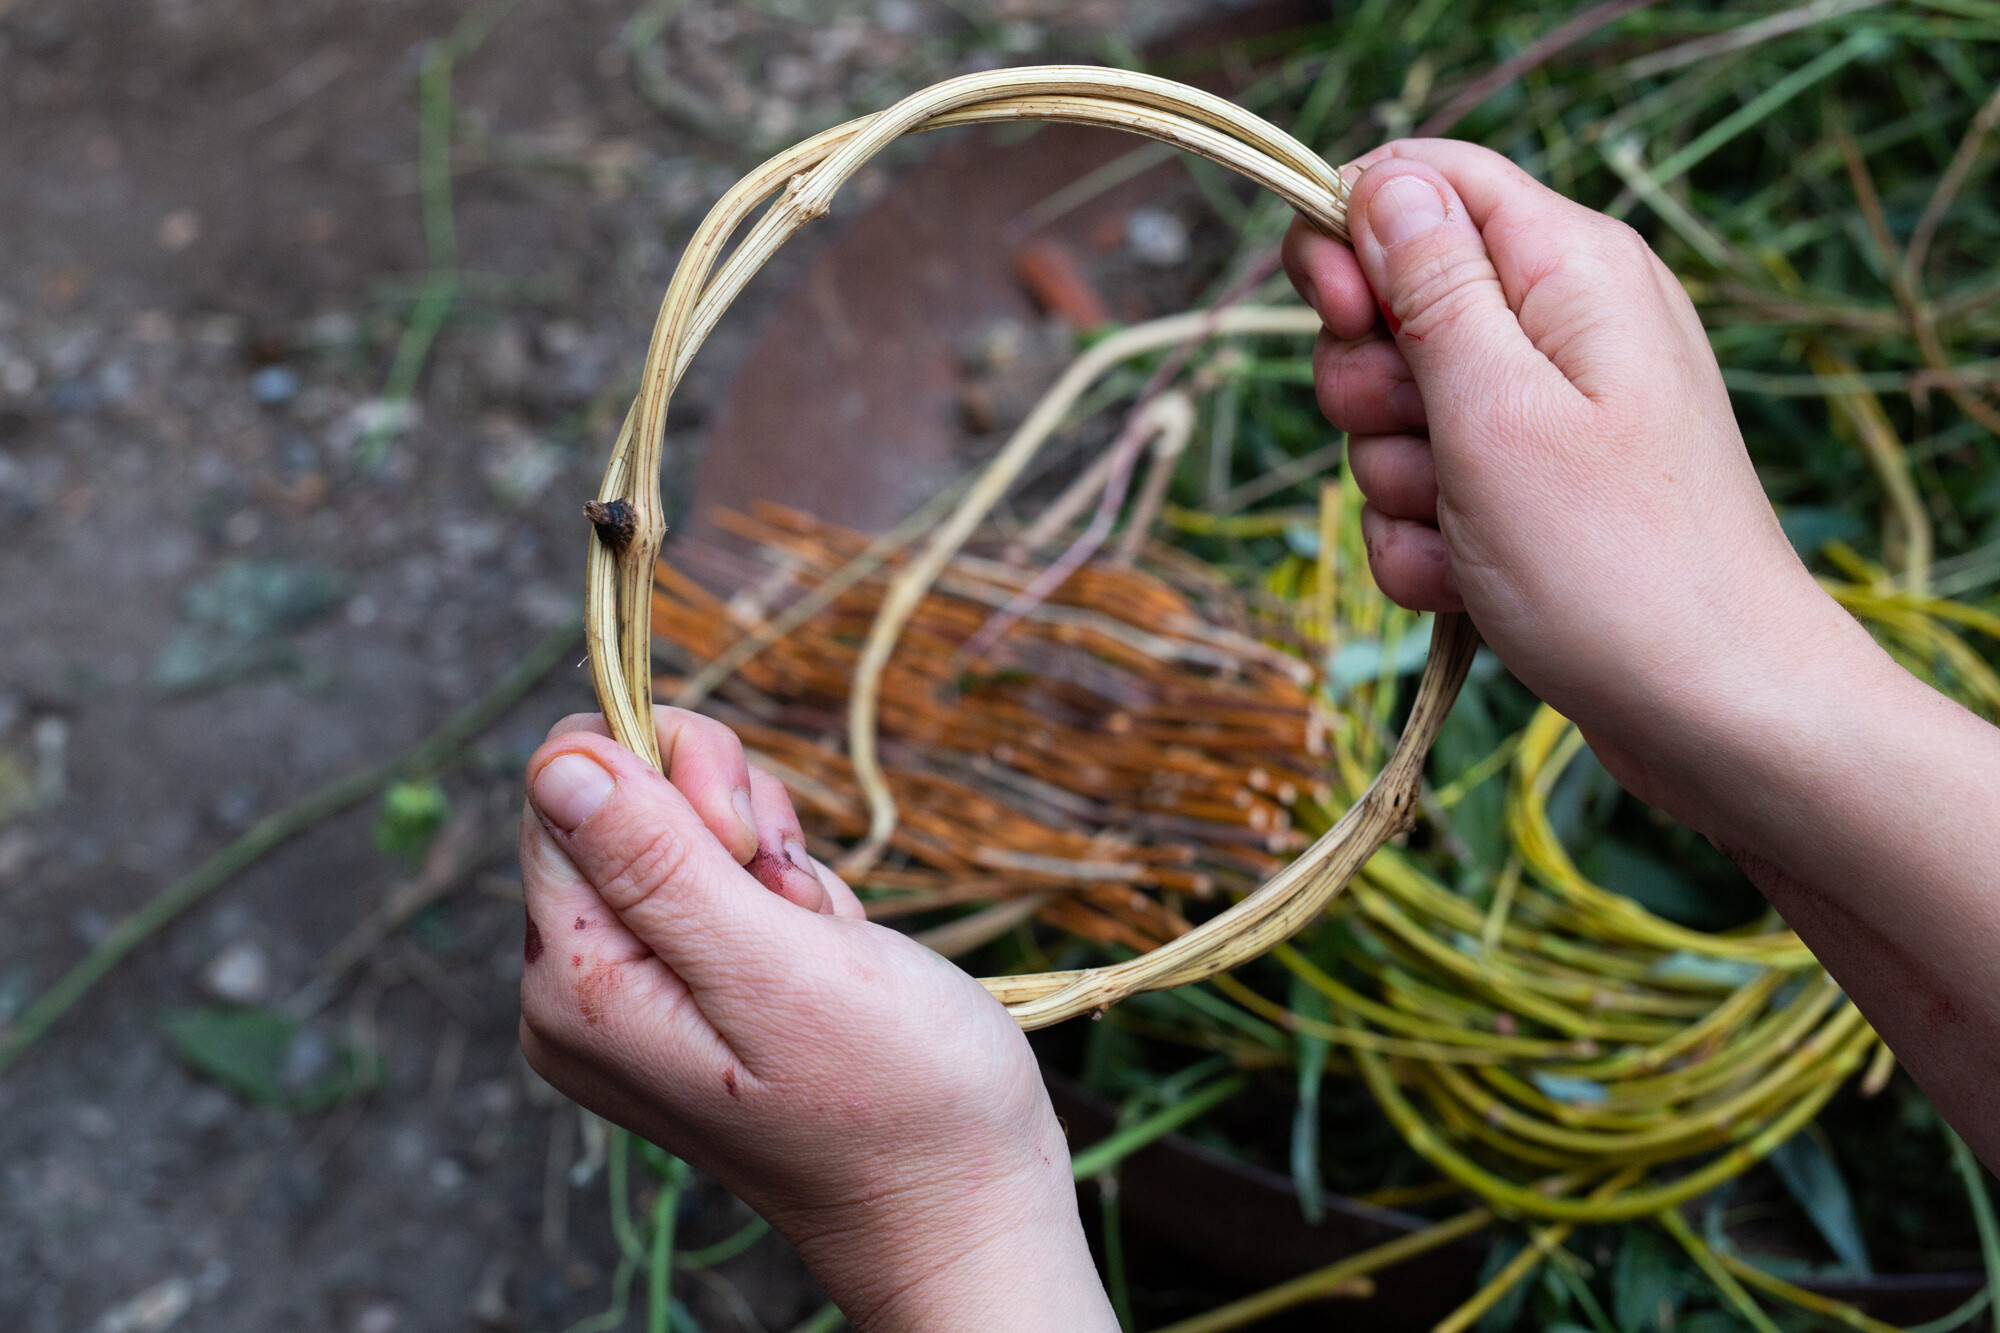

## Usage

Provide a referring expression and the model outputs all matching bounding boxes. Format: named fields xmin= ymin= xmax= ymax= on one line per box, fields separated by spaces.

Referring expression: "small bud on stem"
xmin=584 ymin=499 xmax=638 ymax=552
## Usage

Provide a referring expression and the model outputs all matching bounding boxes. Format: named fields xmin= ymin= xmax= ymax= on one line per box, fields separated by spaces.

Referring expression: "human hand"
xmin=517 ymin=707 xmax=1114 ymax=1332
xmin=1282 ymin=140 xmax=1879 ymax=825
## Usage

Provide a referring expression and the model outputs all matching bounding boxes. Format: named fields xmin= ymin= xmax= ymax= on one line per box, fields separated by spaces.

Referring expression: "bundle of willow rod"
xmin=653 ymin=503 xmax=1337 ymax=958
xmin=1320 ymin=573 xmax=2000 ymax=1222
xmin=584 ymin=66 xmax=1479 ymax=1028
xmin=1234 ymin=491 xmax=1878 ymax=1226
xmin=1264 ymin=704 xmax=1875 ymax=1226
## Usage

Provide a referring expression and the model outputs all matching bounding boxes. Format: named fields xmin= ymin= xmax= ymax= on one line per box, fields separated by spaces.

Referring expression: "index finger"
xmin=1283 ymin=213 xmax=1378 ymax=341
xmin=541 ymin=708 xmax=761 ymax=866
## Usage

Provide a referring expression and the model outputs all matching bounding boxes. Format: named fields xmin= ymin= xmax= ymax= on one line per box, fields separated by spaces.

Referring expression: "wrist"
xmin=1590 ymin=577 xmax=1899 ymax=847
xmin=777 ymin=1125 xmax=1116 ymax=1332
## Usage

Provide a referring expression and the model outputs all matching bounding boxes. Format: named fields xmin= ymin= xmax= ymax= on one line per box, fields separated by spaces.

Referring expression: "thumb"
xmin=526 ymin=731 xmax=799 ymax=995
xmin=1346 ymin=159 xmax=1574 ymax=432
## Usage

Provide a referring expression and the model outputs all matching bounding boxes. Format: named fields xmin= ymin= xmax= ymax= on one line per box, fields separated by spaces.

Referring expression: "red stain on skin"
xmin=574 ymin=916 xmax=587 ymax=931
xmin=1377 ymin=298 xmax=1421 ymax=341
xmin=523 ymin=916 xmax=544 ymax=964
xmin=723 ymin=1069 xmax=739 ymax=1099
xmin=1376 ymin=300 xmax=1424 ymax=340
xmin=577 ymin=959 xmax=621 ymax=1027
xmin=746 ymin=846 xmax=789 ymax=896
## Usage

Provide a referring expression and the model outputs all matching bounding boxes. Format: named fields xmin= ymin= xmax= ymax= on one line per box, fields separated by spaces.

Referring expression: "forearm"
xmin=1644 ymin=597 xmax=2000 ymax=1170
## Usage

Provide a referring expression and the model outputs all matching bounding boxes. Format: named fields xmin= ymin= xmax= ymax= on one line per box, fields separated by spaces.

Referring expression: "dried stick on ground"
xmin=283 ymin=808 xmax=512 ymax=1021
xmin=0 ymin=622 xmax=581 ymax=1074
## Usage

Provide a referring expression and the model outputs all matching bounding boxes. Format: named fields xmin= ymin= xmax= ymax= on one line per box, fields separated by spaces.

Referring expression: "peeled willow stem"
xmin=589 ymin=65 xmax=1484 ymax=1028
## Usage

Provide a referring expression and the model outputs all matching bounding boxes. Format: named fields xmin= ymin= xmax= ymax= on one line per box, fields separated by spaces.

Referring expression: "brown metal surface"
xmin=677 ymin=1 xmax=1327 ymax=587
xmin=677 ymin=118 xmax=1169 ymax=588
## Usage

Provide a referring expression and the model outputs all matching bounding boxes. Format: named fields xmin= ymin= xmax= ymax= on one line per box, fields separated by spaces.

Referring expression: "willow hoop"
xmin=587 ymin=66 xmax=1479 ymax=1029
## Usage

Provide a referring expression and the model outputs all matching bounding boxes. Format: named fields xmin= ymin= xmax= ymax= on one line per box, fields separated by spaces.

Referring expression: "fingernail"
xmin=730 ymin=788 xmax=758 ymax=845
xmin=1368 ymin=175 xmax=1447 ymax=249
xmin=1390 ymin=381 xmax=1428 ymax=427
xmin=783 ymin=836 xmax=812 ymax=874
xmin=531 ymin=753 xmax=615 ymax=831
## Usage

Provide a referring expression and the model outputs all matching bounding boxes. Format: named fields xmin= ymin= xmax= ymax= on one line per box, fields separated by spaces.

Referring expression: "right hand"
xmin=516 ymin=707 xmax=1116 ymax=1333
xmin=1282 ymin=140 xmax=1875 ymax=825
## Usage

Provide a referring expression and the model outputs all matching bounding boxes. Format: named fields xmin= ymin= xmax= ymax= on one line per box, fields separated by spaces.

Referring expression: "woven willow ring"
xmin=586 ymin=65 xmax=1482 ymax=1029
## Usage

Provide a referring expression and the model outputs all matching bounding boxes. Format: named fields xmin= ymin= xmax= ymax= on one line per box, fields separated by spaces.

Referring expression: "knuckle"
xmin=686 ymin=712 xmax=745 ymax=761
xmin=1314 ymin=335 xmax=1400 ymax=416
xmin=547 ymin=712 xmax=592 ymax=737
xmin=1394 ymin=246 xmax=1497 ymax=336
xmin=1588 ymin=216 xmax=1654 ymax=270
xmin=601 ymin=821 xmax=697 ymax=911
xmin=748 ymin=766 xmax=793 ymax=810
xmin=659 ymin=708 xmax=747 ymax=783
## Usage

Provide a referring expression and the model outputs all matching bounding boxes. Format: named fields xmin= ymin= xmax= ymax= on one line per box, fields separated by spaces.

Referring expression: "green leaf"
xmin=1475 ymin=1234 xmax=1533 ymax=1333
xmin=1545 ymin=748 xmax=1620 ymax=848
xmin=407 ymin=901 xmax=457 ymax=955
xmin=1771 ymin=1131 xmax=1873 ymax=1275
xmin=1613 ymin=1228 xmax=1684 ymax=1333
xmin=161 ymin=1005 xmax=351 ymax=1110
xmin=163 ymin=1004 xmax=291 ymax=1103
xmin=1290 ymin=972 xmax=1329 ymax=1224
xmin=0 ymin=963 xmax=33 ymax=1024
xmin=1589 ymin=840 xmax=1708 ymax=922
xmin=1080 ymin=1009 xmax=1149 ymax=1099
xmin=151 ymin=630 xmax=294 ymax=695
xmin=373 ymin=779 xmax=450 ymax=861
xmin=0 ymin=750 xmax=37 ymax=824
xmin=1583 ymin=839 xmax=1753 ymax=932
xmin=1779 ymin=505 xmax=1865 ymax=559
xmin=1647 ymin=953 xmax=1764 ymax=988
xmin=1433 ymin=678 xmax=1508 ymax=871
xmin=1171 ymin=984 xmax=1288 ymax=1049
xmin=1325 ymin=618 xmax=1433 ymax=696
xmin=182 ymin=560 xmax=346 ymax=638
xmin=1677 ymin=1314 xmax=1754 ymax=1333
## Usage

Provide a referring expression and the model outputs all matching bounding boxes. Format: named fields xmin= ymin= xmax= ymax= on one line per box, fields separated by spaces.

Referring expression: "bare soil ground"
xmin=0 ymin=1 xmax=1222 ymax=1327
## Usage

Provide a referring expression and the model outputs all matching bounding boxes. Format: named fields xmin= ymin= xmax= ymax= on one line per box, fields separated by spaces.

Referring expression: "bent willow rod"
xmin=583 ymin=66 xmax=1479 ymax=1028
